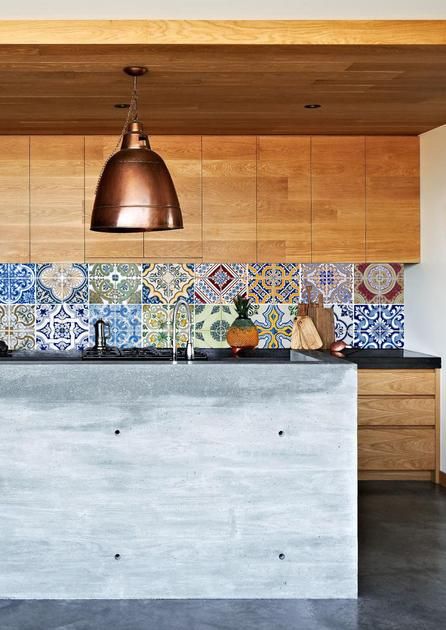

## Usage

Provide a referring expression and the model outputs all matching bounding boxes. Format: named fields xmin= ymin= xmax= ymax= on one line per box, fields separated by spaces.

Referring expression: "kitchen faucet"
xmin=172 ymin=298 xmax=194 ymax=362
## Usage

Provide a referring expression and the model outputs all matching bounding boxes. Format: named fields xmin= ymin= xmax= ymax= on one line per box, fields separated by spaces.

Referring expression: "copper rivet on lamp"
xmin=90 ymin=66 xmax=183 ymax=233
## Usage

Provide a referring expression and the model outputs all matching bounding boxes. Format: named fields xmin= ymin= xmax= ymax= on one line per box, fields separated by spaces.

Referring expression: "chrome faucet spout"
xmin=172 ymin=299 xmax=194 ymax=362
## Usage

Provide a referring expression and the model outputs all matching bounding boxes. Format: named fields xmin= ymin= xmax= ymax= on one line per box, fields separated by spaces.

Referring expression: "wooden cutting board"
xmin=305 ymin=287 xmax=336 ymax=350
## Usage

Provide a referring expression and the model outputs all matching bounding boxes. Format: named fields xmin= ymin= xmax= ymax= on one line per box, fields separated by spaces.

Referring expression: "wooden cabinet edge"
xmin=435 ymin=369 xmax=441 ymax=484
xmin=359 ymin=471 xmax=435 ymax=482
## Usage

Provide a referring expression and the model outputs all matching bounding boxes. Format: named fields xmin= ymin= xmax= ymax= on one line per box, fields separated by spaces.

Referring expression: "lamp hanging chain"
xmin=95 ymin=75 xmax=139 ymax=194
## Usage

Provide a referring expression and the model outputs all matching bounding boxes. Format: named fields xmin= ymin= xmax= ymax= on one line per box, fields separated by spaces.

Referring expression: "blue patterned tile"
xmin=301 ymin=263 xmax=353 ymax=304
xmin=248 ymin=263 xmax=300 ymax=303
xmin=142 ymin=263 xmax=194 ymax=304
xmin=0 ymin=264 xmax=36 ymax=304
xmin=37 ymin=263 xmax=88 ymax=303
xmin=251 ymin=304 xmax=293 ymax=349
xmin=90 ymin=304 xmax=142 ymax=348
xmin=36 ymin=303 xmax=89 ymax=351
xmin=194 ymin=264 xmax=247 ymax=304
xmin=354 ymin=304 xmax=404 ymax=349
xmin=331 ymin=304 xmax=355 ymax=346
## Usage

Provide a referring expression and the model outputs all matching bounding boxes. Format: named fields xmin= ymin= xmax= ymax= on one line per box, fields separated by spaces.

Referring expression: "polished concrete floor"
xmin=0 ymin=481 xmax=445 ymax=630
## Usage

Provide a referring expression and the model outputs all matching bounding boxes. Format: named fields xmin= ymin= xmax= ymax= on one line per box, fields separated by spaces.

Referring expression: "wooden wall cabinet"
xmin=311 ymin=136 xmax=366 ymax=262
xmin=358 ymin=369 xmax=440 ymax=482
xmin=144 ymin=136 xmax=202 ymax=261
xmin=257 ymin=136 xmax=311 ymax=262
xmin=366 ymin=136 xmax=420 ymax=262
xmin=0 ymin=134 xmax=421 ymax=264
xmin=30 ymin=137 xmax=85 ymax=262
xmin=202 ymin=136 xmax=257 ymax=262
xmin=0 ymin=137 xmax=29 ymax=262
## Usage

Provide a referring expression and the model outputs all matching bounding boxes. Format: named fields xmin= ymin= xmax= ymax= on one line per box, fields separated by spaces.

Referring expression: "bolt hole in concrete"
xmin=115 ymin=429 xmax=120 ymax=435
xmin=279 ymin=553 xmax=285 ymax=560
xmin=114 ymin=554 xmax=121 ymax=560
xmin=278 ymin=430 xmax=284 ymax=436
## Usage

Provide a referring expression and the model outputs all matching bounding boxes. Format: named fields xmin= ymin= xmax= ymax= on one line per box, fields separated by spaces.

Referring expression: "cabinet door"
xmin=85 ymin=136 xmax=143 ymax=260
xmin=366 ymin=136 xmax=420 ymax=262
xmin=202 ymin=136 xmax=256 ymax=262
xmin=0 ymin=137 xmax=29 ymax=262
xmin=30 ymin=137 xmax=84 ymax=262
xmin=257 ymin=136 xmax=311 ymax=262
xmin=144 ymin=136 xmax=202 ymax=261
xmin=311 ymin=136 xmax=366 ymax=262
xmin=358 ymin=428 xmax=435 ymax=471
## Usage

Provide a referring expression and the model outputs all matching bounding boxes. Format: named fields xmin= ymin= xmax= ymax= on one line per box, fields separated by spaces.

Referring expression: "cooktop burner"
xmin=82 ymin=347 xmax=207 ymax=361
xmin=0 ymin=340 xmax=12 ymax=358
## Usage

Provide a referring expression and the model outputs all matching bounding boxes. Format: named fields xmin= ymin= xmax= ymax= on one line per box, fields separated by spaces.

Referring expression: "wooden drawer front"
xmin=358 ymin=370 xmax=436 ymax=396
xmin=358 ymin=428 xmax=435 ymax=471
xmin=358 ymin=397 xmax=435 ymax=427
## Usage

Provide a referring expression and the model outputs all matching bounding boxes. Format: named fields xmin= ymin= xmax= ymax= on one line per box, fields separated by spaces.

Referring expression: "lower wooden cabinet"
xmin=358 ymin=369 xmax=440 ymax=482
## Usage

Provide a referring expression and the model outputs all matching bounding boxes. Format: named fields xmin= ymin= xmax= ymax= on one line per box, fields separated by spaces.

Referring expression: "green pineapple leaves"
xmin=232 ymin=294 xmax=254 ymax=319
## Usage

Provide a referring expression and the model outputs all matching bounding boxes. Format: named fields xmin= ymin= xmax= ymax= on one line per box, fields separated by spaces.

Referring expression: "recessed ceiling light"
xmin=304 ymin=104 xmax=321 ymax=109
xmin=114 ymin=103 xmax=130 ymax=109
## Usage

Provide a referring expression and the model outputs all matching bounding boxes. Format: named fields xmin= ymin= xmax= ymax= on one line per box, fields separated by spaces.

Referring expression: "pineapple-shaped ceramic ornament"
xmin=226 ymin=294 xmax=259 ymax=356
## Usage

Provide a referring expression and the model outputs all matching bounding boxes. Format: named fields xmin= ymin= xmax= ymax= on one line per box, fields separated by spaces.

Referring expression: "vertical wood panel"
xmin=0 ymin=136 xmax=29 ymax=262
xmin=202 ymin=136 xmax=256 ymax=262
xmin=366 ymin=136 xmax=420 ymax=262
xmin=85 ymin=136 xmax=143 ymax=260
xmin=30 ymin=137 xmax=84 ymax=262
xmin=311 ymin=136 xmax=366 ymax=262
xmin=257 ymin=136 xmax=311 ymax=262
xmin=144 ymin=136 xmax=202 ymax=261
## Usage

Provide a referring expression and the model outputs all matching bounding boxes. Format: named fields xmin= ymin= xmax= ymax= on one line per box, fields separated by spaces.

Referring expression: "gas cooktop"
xmin=82 ymin=347 xmax=208 ymax=361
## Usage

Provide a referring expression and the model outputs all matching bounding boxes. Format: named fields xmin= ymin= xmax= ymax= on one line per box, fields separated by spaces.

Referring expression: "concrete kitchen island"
xmin=0 ymin=353 xmax=357 ymax=599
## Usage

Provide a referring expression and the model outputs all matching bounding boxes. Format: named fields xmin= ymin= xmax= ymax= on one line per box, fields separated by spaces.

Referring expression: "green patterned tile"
xmin=89 ymin=263 xmax=141 ymax=304
xmin=143 ymin=303 xmax=194 ymax=349
xmin=142 ymin=304 xmax=170 ymax=348
xmin=194 ymin=304 xmax=227 ymax=348
xmin=0 ymin=304 xmax=35 ymax=350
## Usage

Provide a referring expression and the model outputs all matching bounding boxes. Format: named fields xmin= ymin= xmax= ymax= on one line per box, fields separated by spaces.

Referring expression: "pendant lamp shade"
xmin=90 ymin=67 xmax=183 ymax=233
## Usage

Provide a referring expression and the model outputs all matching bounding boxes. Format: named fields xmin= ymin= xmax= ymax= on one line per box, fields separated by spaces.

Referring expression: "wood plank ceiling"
xmin=1 ymin=43 xmax=446 ymax=135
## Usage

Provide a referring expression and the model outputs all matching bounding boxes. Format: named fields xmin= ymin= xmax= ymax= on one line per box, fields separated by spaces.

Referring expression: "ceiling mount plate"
xmin=123 ymin=66 xmax=148 ymax=77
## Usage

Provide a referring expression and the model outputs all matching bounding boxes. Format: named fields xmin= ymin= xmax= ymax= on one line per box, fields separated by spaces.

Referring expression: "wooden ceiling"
xmin=1 ymin=21 xmax=446 ymax=135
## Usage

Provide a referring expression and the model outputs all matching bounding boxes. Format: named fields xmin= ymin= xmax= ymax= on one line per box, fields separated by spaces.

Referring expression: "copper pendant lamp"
xmin=90 ymin=66 xmax=183 ymax=233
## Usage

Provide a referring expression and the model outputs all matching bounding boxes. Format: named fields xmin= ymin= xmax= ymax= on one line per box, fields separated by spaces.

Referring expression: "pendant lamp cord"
xmin=95 ymin=75 xmax=140 ymax=194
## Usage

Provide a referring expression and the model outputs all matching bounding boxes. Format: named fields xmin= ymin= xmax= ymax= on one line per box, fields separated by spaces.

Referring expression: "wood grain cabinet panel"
xmin=358 ymin=428 xmax=435 ymax=471
xmin=202 ymin=136 xmax=256 ymax=262
xmin=30 ymin=137 xmax=84 ymax=262
xmin=144 ymin=136 xmax=202 ymax=261
xmin=358 ymin=369 xmax=436 ymax=396
xmin=85 ymin=136 xmax=143 ymax=260
xmin=366 ymin=136 xmax=420 ymax=262
xmin=257 ymin=136 xmax=311 ymax=262
xmin=0 ymin=137 xmax=29 ymax=262
xmin=358 ymin=397 xmax=436 ymax=426
xmin=311 ymin=136 xmax=366 ymax=262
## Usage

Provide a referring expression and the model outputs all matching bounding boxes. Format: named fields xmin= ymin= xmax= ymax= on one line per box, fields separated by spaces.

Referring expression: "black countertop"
xmin=338 ymin=348 xmax=441 ymax=369
xmin=0 ymin=347 xmax=441 ymax=368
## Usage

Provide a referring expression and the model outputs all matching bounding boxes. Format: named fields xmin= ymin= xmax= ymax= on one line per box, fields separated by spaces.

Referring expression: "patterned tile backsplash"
xmin=0 ymin=262 xmax=404 ymax=351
